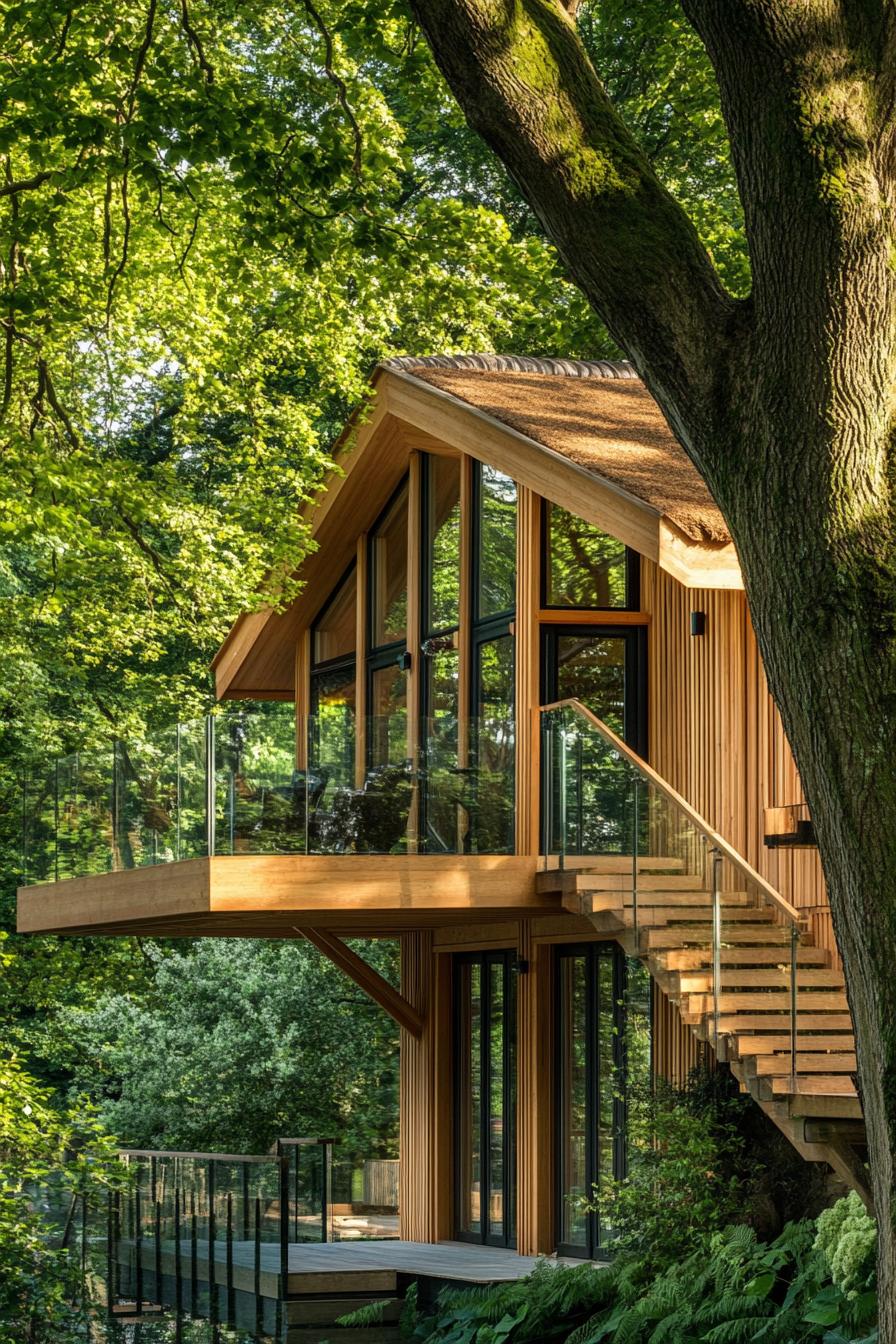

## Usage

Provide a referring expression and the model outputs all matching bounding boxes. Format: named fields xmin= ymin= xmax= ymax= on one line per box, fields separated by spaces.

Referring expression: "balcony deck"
xmin=17 ymin=853 xmax=556 ymax=937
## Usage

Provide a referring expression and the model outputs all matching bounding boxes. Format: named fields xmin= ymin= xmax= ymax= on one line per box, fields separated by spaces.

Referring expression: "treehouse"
xmin=18 ymin=354 xmax=866 ymax=1269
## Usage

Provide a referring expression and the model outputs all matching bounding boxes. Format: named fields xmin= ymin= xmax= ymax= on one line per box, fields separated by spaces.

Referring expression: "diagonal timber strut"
xmin=295 ymin=926 xmax=425 ymax=1038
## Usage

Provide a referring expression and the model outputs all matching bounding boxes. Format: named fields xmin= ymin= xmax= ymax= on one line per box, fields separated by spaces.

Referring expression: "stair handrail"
xmin=540 ymin=698 xmax=802 ymax=927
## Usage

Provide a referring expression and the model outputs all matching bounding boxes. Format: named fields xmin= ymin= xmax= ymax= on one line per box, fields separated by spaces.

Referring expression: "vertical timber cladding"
xmin=652 ymin=982 xmax=702 ymax=1087
xmin=641 ymin=560 xmax=832 ymax=961
xmin=399 ymin=931 xmax=452 ymax=1241
xmin=516 ymin=921 xmax=555 ymax=1255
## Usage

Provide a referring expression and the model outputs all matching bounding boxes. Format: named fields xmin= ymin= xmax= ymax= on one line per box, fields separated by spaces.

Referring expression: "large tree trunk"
xmin=408 ymin=0 xmax=896 ymax=1328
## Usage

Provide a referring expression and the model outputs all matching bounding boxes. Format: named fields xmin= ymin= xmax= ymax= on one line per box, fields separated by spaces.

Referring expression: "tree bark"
xmin=409 ymin=0 xmax=896 ymax=1329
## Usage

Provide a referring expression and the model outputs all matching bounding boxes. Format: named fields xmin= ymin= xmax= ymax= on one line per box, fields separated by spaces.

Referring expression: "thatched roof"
xmin=383 ymin=355 xmax=729 ymax=545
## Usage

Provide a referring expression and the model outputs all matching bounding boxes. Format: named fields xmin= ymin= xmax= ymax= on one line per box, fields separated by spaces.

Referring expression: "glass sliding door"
xmin=556 ymin=944 xmax=651 ymax=1258
xmin=454 ymin=950 xmax=517 ymax=1247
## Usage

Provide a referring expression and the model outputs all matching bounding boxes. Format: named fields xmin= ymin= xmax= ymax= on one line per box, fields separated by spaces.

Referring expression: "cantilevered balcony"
xmin=17 ymin=705 xmax=551 ymax=936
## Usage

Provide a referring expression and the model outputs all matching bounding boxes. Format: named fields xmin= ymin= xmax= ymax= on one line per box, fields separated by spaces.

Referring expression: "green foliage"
xmin=595 ymin=1072 xmax=748 ymax=1270
xmin=0 ymin=1054 xmax=123 ymax=1343
xmin=577 ymin=0 xmax=748 ymax=296
xmin=815 ymin=1192 xmax=877 ymax=1300
xmin=410 ymin=1215 xmax=878 ymax=1344
xmin=49 ymin=936 xmax=399 ymax=1157
xmin=411 ymin=1260 xmax=619 ymax=1344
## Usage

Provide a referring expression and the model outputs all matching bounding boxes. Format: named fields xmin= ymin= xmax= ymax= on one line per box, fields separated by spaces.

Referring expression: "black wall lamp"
xmin=690 ymin=611 xmax=706 ymax=637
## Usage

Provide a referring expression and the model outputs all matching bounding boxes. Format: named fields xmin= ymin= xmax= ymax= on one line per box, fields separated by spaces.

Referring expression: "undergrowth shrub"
xmin=593 ymin=1071 xmax=747 ymax=1269
xmin=394 ymin=1197 xmax=877 ymax=1344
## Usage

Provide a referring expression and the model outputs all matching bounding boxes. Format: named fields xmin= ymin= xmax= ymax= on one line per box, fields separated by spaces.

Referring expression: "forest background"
xmin=0 ymin=0 xmax=748 ymax=1265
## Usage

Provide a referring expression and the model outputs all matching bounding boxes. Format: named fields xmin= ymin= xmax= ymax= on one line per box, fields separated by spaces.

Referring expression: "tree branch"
xmin=407 ymin=0 xmax=734 ymax=420
xmin=0 ymin=171 xmax=53 ymax=198
xmin=300 ymin=0 xmax=363 ymax=179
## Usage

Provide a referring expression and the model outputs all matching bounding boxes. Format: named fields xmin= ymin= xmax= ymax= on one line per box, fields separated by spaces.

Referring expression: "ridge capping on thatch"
xmin=382 ymin=353 xmax=637 ymax=379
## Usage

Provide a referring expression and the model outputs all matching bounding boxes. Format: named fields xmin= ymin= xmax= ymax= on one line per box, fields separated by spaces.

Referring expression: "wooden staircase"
xmin=537 ymin=856 xmax=869 ymax=1201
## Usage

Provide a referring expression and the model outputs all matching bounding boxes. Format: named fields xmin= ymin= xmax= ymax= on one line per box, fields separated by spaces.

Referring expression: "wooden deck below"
xmin=121 ymin=1236 xmax=585 ymax=1300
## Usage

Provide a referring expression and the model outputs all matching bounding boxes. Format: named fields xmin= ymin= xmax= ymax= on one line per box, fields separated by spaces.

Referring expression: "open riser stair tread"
xmin=564 ymin=850 xmax=862 ymax=1176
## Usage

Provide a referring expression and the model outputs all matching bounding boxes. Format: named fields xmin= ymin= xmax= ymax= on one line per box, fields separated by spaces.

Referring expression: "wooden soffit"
xmin=213 ymin=367 xmax=743 ymax=699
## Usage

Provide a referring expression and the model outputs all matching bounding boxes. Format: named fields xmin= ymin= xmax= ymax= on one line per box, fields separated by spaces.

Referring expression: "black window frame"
xmin=453 ymin=948 xmax=518 ymax=1249
xmin=471 ymin=461 xmax=517 ymax=626
xmin=367 ymin=475 xmax=411 ymax=662
xmin=540 ymin=623 xmax=648 ymax=758
xmin=420 ymin=455 xmax=462 ymax=726
xmin=540 ymin=499 xmax=641 ymax=612
xmin=554 ymin=942 xmax=649 ymax=1260
xmin=309 ymin=560 xmax=358 ymax=718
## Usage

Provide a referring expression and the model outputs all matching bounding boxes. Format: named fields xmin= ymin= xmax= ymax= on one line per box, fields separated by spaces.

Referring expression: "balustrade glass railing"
xmin=541 ymin=700 xmax=810 ymax=1087
xmin=20 ymin=708 xmax=515 ymax=883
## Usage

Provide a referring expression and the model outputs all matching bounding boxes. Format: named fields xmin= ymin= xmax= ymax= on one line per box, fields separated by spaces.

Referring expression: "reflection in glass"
xmin=456 ymin=961 xmax=482 ymax=1238
xmin=559 ymin=953 xmax=588 ymax=1250
xmin=309 ymin=664 xmax=356 ymax=796
xmin=476 ymin=466 xmax=517 ymax=619
xmin=371 ymin=485 xmax=408 ymax=647
xmin=368 ymin=664 xmax=407 ymax=768
xmin=554 ymin=634 xmax=625 ymax=733
xmin=313 ymin=566 xmax=357 ymax=664
xmin=427 ymin=456 xmax=461 ymax=633
xmin=488 ymin=959 xmax=505 ymax=1238
xmin=472 ymin=636 xmax=515 ymax=854
xmin=556 ymin=945 xmax=651 ymax=1257
xmin=455 ymin=952 xmax=516 ymax=1246
xmin=546 ymin=503 xmax=627 ymax=608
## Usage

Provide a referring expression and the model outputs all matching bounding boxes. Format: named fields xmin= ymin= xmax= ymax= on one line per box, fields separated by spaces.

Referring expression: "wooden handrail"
xmin=540 ymin=697 xmax=803 ymax=926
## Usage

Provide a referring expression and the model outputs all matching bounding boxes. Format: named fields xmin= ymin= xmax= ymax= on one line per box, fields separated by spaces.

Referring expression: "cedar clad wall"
xmin=641 ymin=561 xmax=835 ymax=964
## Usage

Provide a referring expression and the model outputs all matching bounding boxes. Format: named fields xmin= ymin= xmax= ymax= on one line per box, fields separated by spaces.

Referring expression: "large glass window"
xmin=476 ymin=465 xmax=517 ymax=619
xmin=426 ymin=455 xmax=461 ymax=634
xmin=368 ymin=663 xmax=407 ymax=768
xmin=312 ymin=566 xmax=356 ymax=664
xmin=309 ymin=567 xmax=357 ymax=798
xmin=557 ymin=944 xmax=651 ymax=1258
xmin=543 ymin=502 xmax=637 ymax=609
xmin=454 ymin=950 xmax=517 ymax=1247
xmin=370 ymin=483 xmax=409 ymax=648
xmin=367 ymin=480 xmax=410 ymax=771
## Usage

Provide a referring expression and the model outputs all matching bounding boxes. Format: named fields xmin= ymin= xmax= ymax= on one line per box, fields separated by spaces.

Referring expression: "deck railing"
xmin=110 ymin=1138 xmax=398 ymax=1317
xmin=20 ymin=705 xmax=515 ymax=884
xmin=541 ymin=699 xmax=807 ymax=1085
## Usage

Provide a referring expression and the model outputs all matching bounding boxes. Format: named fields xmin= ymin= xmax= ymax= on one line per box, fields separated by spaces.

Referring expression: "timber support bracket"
xmin=295 ymin=926 xmax=425 ymax=1038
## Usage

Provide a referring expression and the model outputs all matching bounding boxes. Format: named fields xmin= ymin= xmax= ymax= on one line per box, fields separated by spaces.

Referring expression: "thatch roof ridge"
xmin=382 ymin=353 xmax=637 ymax=380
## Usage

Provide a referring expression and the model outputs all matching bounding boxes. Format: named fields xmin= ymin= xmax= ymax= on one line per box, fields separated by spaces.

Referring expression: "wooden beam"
xmin=515 ymin=488 xmax=541 ymax=856
xmin=295 ymin=926 xmax=425 ymax=1038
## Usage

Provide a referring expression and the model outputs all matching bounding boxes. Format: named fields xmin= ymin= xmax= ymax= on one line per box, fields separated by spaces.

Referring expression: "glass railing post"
xmin=711 ymin=847 xmax=722 ymax=1051
xmin=321 ymin=1139 xmax=331 ymax=1243
xmin=278 ymin=1154 xmax=289 ymax=1291
xmin=790 ymin=921 xmax=799 ymax=1089
xmin=204 ymin=716 xmax=216 ymax=858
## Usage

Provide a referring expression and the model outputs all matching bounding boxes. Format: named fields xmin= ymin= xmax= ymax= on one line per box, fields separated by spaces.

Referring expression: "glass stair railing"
xmin=540 ymin=699 xmax=857 ymax=1106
